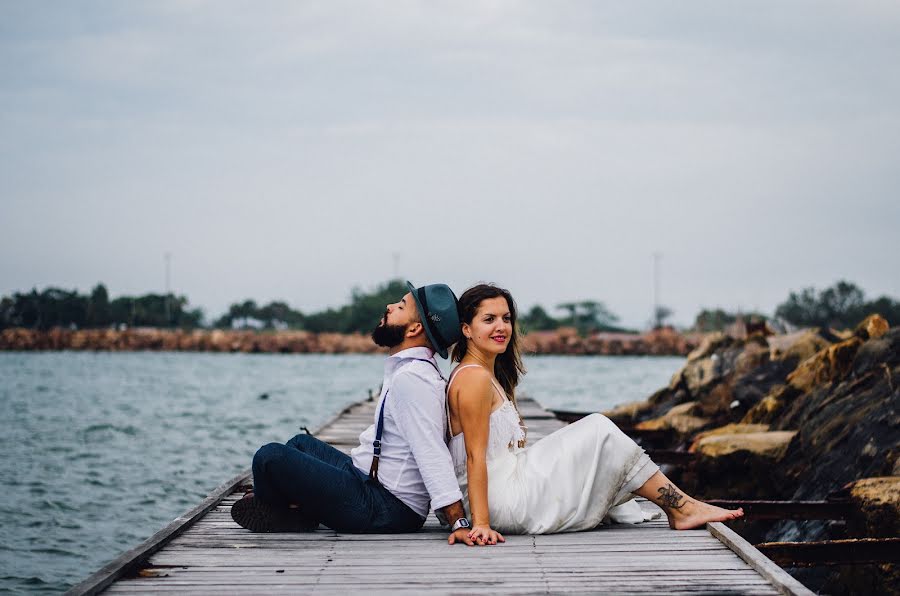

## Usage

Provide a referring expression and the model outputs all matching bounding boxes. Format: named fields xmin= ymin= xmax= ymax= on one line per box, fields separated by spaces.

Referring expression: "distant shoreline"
xmin=0 ymin=327 xmax=699 ymax=356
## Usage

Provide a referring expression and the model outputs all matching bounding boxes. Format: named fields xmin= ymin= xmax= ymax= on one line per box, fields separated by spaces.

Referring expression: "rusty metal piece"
xmin=755 ymin=537 xmax=900 ymax=567
xmin=704 ymin=499 xmax=852 ymax=520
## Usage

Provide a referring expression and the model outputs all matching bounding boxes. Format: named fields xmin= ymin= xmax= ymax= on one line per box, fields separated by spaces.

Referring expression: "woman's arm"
xmin=453 ymin=369 xmax=505 ymax=546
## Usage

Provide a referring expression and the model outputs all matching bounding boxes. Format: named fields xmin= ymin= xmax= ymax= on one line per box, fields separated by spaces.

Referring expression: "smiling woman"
xmin=445 ymin=283 xmax=743 ymax=545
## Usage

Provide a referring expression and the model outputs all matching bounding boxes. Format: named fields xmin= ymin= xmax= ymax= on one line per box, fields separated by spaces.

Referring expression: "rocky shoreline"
xmin=602 ymin=314 xmax=899 ymax=594
xmin=0 ymin=326 xmax=699 ymax=356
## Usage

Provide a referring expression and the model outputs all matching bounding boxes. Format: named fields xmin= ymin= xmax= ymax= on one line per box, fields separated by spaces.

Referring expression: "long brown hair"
xmin=451 ymin=283 xmax=526 ymax=403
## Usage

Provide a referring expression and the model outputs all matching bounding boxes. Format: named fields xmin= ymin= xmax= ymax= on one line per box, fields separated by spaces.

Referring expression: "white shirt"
xmin=350 ymin=346 xmax=463 ymax=518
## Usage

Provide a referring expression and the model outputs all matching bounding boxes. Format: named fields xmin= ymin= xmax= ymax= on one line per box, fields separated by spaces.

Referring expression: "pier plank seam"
xmin=73 ymin=396 xmax=804 ymax=595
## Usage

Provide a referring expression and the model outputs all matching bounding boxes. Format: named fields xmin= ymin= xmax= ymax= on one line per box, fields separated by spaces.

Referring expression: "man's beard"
xmin=371 ymin=314 xmax=406 ymax=348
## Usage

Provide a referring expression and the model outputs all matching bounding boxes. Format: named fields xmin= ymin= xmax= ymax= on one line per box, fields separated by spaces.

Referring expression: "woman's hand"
xmin=468 ymin=524 xmax=505 ymax=546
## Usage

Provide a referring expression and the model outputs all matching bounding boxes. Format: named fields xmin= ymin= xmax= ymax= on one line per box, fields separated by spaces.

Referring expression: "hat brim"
xmin=406 ymin=280 xmax=449 ymax=359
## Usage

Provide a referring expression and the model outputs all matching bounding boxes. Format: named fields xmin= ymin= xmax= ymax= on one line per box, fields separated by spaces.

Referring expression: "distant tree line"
xmin=774 ymin=280 xmax=900 ymax=330
xmin=212 ymin=280 xmax=410 ymax=333
xmin=1 ymin=278 xmax=897 ymax=334
xmin=519 ymin=301 xmax=632 ymax=334
xmin=694 ymin=280 xmax=900 ymax=332
xmin=0 ymin=284 xmax=203 ymax=330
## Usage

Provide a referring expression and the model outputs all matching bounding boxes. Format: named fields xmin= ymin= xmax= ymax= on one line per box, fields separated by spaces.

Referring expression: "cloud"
xmin=1 ymin=1 xmax=898 ymax=326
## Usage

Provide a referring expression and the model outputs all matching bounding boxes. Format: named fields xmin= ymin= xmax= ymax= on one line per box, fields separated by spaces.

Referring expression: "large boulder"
xmin=847 ymin=476 xmax=900 ymax=538
xmin=635 ymin=401 xmax=711 ymax=435
xmin=601 ymin=400 xmax=654 ymax=425
xmin=689 ymin=430 xmax=797 ymax=459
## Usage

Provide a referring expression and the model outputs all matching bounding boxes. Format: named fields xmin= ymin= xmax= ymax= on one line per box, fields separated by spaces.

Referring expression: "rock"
xmin=601 ymin=400 xmax=654 ymax=425
xmin=742 ymin=333 xmax=869 ymax=424
xmin=768 ymin=329 xmax=834 ymax=363
xmin=854 ymin=314 xmax=890 ymax=341
xmin=689 ymin=430 xmax=797 ymax=460
xmin=685 ymin=332 xmax=733 ymax=363
xmin=741 ymin=385 xmax=795 ymax=425
xmin=847 ymin=476 xmax=900 ymax=538
xmin=837 ymin=476 xmax=900 ymax=596
xmin=691 ymin=423 xmax=771 ymax=442
xmin=635 ymin=401 xmax=711 ymax=435
xmin=786 ymin=336 xmax=863 ymax=394
xmin=679 ymin=430 xmax=796 ymax=500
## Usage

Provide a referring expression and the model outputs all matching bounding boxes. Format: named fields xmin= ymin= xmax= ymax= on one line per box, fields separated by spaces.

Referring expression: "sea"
xmin=0 ymin=352 xmax=683 ymax=593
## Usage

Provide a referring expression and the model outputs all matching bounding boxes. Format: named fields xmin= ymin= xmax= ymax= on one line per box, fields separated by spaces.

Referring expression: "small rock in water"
xmin=259 ymin=393 xmax=269 ymax=400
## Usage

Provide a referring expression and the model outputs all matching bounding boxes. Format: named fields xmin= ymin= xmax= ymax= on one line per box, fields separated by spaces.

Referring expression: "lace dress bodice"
xmin=446 ymin=365 xmax=527 ymax=477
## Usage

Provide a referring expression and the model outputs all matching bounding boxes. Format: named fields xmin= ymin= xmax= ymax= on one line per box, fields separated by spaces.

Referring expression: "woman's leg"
xmin=633 ymin=470 xmax=744 ymax=529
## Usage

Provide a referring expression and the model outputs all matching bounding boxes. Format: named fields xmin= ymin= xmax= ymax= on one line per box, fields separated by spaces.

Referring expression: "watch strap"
xmin=450 ymin=518 xmax=471 ymax=532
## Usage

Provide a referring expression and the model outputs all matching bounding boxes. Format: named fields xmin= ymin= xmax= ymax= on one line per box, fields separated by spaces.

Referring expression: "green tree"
xmin=556 ymin=302 xmax=578 ymax=327
xmin=555 ymin=300 xmax=621 ymax=334
xmin=579 ymin=300 xmax=620 ymax=332
xmin=520 ymin=305 xmax=559 ymax=332
xmin=653 ymin=305 xmax=674 ymax=329
xmin=776 ymin=280 xmax=869 ymax=329
xmin=694 ymin=308 xmax=737 ymax=332
xmin=86 ymin=283 xmax=111 ymax=327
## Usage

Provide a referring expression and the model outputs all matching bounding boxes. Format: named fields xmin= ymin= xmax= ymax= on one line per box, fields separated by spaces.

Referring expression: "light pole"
xmin=652 ymin=252 xmax=662 ymax=329
xmin=164 ymin=252 xmax=171 ymax=326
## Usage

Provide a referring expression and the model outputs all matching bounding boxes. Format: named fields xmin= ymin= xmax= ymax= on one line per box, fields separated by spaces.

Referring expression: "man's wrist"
xmin=436 ymin=500 xmax=467 ymax=528
xmin=450 ymin=517 xmax=470 ymax=533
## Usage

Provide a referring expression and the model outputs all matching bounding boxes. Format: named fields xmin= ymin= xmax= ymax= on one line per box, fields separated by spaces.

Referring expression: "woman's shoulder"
xmin=450 ymin=364 xmax=492 ymax=386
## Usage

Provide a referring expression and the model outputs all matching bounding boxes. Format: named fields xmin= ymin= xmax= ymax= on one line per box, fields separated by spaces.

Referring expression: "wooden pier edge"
xmin=708 ymin=522 xmax=815 ymax=596
xmin=65 ymin=396 xmax=370 ymax=596
xmin=63 ymin=469 xmax=251 ymax=596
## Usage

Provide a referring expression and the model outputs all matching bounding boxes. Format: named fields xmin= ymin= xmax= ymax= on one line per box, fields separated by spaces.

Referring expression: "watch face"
xmin=458 ymin=519 xmax=470 ymax=528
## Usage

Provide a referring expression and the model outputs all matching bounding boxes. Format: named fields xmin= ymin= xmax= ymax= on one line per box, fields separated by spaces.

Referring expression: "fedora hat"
xmin=406 ymin=281 xmax=461 ymax=359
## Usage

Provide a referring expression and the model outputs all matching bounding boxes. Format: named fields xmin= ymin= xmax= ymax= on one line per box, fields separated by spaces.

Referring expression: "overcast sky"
xmin=2 ymin=1 xmax=898 ymax=328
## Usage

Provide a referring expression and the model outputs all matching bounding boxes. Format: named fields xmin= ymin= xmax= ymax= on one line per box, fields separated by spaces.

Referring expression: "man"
xmin=231 ymin=281 xmax=481 ymax=545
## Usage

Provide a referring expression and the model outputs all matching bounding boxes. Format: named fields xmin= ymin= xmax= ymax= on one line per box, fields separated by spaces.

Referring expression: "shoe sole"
xmin=230 ymin=496 xmax=318 ymax=533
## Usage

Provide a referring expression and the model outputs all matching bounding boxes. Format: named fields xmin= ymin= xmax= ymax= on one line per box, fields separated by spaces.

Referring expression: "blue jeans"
xmin=252 ymin=433 xmax=425 ymax=533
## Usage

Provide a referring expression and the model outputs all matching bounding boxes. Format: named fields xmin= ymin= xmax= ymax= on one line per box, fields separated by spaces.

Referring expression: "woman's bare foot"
xmin=633 ymin=471 xmax=743 ymax=530
xmin=666 ymin=499 xmax=744 ymax=530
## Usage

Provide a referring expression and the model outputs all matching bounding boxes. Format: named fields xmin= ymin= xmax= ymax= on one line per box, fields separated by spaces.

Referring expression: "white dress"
xmin=447 ymin=365 xmax=661 ymax=534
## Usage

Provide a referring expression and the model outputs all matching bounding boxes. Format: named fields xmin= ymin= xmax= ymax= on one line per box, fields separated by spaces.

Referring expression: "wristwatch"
xmin=450 ymin=517 xmax=471 ymax=532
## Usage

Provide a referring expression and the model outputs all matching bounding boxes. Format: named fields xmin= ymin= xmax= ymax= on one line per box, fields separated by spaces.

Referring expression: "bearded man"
xmin=231 ymin=282 xmax=479 ymax=545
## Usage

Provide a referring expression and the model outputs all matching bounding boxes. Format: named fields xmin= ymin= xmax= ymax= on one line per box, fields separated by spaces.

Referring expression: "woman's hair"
xmin=451 ymin=283 xmax=526 ymax=402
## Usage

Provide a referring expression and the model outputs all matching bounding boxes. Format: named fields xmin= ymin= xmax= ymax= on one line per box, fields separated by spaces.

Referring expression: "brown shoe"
xmin=230 ymin=494 xmax=319 ymax=533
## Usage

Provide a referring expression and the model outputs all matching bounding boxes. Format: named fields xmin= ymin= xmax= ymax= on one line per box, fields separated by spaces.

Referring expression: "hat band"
xmin=417 ymin=286 xmax=450 ymax=351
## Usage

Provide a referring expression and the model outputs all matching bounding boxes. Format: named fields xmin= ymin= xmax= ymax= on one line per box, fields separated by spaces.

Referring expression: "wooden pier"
xmin=68 ymin=396 xmax=813 ymax=595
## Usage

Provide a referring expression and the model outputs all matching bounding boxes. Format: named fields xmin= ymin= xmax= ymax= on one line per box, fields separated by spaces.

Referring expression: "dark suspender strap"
xmin=369 ymin=357 xmax=443 ymax=483
xmin=416 ymin=287 xmax=450 ymax=355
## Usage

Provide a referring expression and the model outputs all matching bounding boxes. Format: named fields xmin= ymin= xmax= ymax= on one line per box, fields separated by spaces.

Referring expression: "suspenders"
xmin=368 ymin=357 xmax=444 ymax=483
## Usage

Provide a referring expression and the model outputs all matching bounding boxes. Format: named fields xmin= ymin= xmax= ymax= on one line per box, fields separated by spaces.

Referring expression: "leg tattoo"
xmin=657 ymin=483 xmax=686 ymax=510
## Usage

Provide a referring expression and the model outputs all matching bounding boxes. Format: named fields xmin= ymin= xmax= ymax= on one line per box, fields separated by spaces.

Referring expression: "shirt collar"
xmin=384 ymin=346 xmax=437 ymax=377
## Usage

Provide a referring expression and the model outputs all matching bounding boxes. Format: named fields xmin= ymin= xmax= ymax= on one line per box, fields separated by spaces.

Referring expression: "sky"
xmin=2 ymin=1 xmax=899 ymax=329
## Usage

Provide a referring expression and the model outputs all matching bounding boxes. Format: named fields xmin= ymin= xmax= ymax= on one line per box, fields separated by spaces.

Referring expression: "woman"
xmin=447 ymin=283 xmax=743 ymax=545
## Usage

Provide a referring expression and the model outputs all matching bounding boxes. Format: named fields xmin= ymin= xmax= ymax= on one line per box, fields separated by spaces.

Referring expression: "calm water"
xmin=0 ymin=352 xmax=682 ymax=593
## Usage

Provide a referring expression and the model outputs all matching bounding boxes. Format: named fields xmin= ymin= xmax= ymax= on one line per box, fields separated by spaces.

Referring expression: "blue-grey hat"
xmin=406 ymin=281 xmax=462 ymax=359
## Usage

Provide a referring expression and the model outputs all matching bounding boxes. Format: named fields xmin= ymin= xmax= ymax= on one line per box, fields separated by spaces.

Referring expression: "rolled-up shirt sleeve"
xmin=390 ymin=369 xmax=463 ymax=511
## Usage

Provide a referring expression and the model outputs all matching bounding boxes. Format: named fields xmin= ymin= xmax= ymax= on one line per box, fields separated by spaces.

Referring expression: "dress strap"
xmin=445 ymin=365 xmax=483 ymax=438
xmin=445 ymin=364 xmax=510 ymax=438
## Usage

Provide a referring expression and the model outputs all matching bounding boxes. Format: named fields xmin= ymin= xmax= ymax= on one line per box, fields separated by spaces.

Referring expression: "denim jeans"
xmin=252 ymin=433 xmax=425 ymax=533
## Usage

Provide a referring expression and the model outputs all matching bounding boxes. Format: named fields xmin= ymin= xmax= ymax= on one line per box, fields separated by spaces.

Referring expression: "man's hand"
xmin=447 ymin=528 xmax=475 ymax=546
xmin=448 ymin=525 xmax=505 ymax=546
